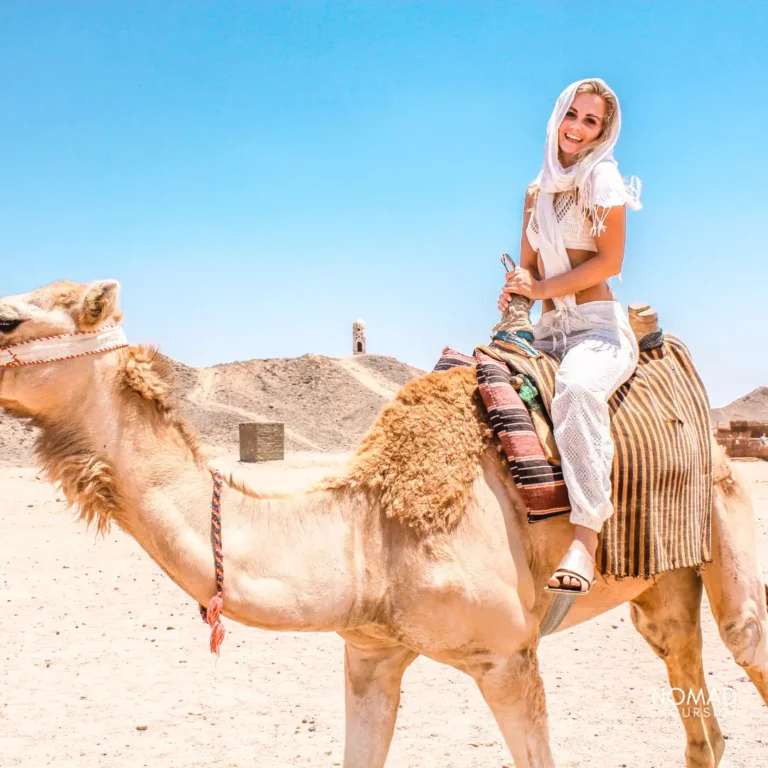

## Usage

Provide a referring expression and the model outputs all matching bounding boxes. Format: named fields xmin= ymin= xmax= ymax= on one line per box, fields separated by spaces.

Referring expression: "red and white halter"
xmin=0 ymin=326 xmax=129 ymax=367
xmin=0 ymin=324 xmax=228 ymax=655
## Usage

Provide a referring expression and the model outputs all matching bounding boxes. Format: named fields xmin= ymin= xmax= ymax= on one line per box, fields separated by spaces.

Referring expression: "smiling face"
xmin=558 ymin=91 xmax=607 ymax=167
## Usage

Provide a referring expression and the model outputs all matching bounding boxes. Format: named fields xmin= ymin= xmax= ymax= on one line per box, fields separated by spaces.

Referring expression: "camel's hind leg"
xmin=340 ymin=632 xmax=417 ymax=768
xmin=630 ymin=568 xmax=725 ymax=768
xmin=701 ymin=482 xmax=768 ymax=705
xmin=467 ymin=647 xmax=555 ymax=768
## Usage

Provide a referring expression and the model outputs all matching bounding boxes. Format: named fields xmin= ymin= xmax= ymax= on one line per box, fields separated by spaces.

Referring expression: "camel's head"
xmin=0 ymin=280 xmax=123 ymax=418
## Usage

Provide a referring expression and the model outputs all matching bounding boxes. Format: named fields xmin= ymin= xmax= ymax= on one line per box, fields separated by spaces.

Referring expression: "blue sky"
xmin=1 ymin=1 xmax=766 ymax=406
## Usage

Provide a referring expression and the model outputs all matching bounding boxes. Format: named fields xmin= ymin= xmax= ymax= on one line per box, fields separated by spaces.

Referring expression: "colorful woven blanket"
xmin=434 ymin=334 xmax=713 ymax=578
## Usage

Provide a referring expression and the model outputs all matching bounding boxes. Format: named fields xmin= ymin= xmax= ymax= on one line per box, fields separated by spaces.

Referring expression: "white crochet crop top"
xmin=526 ymin=189 xmax=597 ymax=253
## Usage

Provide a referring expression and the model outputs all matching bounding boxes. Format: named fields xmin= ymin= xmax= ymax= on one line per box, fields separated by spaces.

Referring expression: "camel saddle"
xmin=433 ymin=332 xmax=713 ymax=580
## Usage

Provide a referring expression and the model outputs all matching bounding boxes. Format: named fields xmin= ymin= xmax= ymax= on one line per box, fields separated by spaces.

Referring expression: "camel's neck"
xmin=40 ymin=355 xmax=380 ymax=632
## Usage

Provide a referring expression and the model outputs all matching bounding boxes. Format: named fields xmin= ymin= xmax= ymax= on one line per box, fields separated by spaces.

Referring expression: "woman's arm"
xmin=504 ymin=204 xmax=626 ymax=301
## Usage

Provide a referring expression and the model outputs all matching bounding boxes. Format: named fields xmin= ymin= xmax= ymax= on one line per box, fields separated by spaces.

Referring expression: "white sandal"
xmin=544 ymin=548 xmax=596 ymax=595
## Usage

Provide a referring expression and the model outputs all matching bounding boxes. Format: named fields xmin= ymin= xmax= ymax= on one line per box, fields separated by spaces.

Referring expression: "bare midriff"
xmin=538 ymin=248 xmax=615 ymax=314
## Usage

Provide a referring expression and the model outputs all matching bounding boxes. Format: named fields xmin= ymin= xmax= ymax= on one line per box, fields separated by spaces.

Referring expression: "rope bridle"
xmin=0 ymin=326 xmax=129 ymax=368
xmin=2 ymin=326 xmax=228 ymax=656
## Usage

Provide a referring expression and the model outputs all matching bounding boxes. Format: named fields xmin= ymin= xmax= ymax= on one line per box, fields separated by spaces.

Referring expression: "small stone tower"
xmin=352 ymin=319 xmax=366 ymax=355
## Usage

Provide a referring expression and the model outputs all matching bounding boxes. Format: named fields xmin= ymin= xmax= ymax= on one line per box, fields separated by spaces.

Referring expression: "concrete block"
xmin=239 ymin=422 xmax=284 ymax=462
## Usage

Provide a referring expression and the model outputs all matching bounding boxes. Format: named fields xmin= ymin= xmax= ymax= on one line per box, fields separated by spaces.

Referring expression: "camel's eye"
xmin=0 ymin=319 xmax=23 ymax=334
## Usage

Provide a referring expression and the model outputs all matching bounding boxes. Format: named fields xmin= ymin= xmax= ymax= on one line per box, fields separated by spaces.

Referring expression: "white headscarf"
xmin=533 ymin=78 xmax=641 ymax=309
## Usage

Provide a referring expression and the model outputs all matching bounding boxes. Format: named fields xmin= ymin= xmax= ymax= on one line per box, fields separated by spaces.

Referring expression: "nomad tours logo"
xmin=652 ymin=686 xmax=739 ymax=718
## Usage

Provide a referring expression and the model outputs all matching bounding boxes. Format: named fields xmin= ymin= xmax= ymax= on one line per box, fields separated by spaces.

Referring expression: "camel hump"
xmin=341 ymin=366 xmax=492 ymax=534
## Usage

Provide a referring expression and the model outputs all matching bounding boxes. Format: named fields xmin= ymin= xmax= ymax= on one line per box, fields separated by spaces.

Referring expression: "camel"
xmin=0 ymin=279 xmax=766 ymax=768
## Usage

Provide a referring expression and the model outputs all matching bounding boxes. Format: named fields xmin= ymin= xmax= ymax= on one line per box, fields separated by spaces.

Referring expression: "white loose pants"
xmin=533 ymin=301 xmax=638 ymax=532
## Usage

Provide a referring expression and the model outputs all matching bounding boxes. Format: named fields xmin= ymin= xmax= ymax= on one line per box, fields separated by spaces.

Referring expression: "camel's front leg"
xmin=467 ymin=647 xmax=555 ymax=768
xmin=340 ymin=632 xmax=417 ymax=768
xmin=702 ymin=483 xmax=768 ymax=705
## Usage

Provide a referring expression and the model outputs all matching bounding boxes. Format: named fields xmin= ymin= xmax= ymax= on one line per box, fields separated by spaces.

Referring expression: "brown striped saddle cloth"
xmin=436 ymin=334 xmax=713 ymax=578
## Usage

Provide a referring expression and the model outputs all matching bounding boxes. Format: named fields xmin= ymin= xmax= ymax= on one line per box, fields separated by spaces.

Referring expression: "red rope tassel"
xmin=199 ymin=471 xmax=226 ymax=656
xmin=204 ymin=594 xmax=225 ymax=656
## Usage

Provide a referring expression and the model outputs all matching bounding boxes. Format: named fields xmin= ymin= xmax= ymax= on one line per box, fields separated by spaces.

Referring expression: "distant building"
xmin=714 ymin=419 xmax=768 ymax=460
xmin=353 ymin=319 xmax=366 ymax=355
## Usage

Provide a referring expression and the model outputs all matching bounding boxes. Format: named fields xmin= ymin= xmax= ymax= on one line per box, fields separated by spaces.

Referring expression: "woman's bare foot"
xmin=547 ymin=525 xmax=599 ymax=591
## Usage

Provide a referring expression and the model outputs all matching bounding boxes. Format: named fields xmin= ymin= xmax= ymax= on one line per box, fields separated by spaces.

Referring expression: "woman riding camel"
xmin=499 ymin=78 xmax=642 ymax=594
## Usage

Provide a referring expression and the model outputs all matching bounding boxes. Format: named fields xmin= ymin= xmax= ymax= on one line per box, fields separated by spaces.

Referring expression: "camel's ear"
xmin=79 ymin=280 xmax=122 ymax=329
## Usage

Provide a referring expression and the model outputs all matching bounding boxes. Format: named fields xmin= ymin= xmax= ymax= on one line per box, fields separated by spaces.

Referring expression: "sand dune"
xmin=712 ymin=386 xmax=768 ymax=427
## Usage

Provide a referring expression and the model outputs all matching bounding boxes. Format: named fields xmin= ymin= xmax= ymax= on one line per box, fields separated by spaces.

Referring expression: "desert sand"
xmin=2 ymin=451 xmax=767 ymax=768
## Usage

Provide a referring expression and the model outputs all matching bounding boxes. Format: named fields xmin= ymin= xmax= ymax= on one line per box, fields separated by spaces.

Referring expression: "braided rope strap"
xmin=199 ymin=470 xmax=226 ymax=655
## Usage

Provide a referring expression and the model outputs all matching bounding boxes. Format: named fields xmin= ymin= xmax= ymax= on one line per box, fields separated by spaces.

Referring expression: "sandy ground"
xmin=2 ymin=454 xmax=767 ymax=768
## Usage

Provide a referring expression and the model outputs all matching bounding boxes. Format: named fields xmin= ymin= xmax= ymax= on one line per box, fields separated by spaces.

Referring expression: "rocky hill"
xmin=711 ymin=387 xmax=768 ymax=428
xmin=0 ymin=353 xmax=425 ymax=466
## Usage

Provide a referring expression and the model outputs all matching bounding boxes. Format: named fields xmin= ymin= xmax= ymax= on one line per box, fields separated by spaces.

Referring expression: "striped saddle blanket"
xmin=434 ymin=334 xmax=713 ymax=578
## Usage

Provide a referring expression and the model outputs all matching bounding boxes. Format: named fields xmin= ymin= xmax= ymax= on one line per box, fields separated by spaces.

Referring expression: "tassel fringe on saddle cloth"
xmin=433 ymin=334 xmax=713 ymax=579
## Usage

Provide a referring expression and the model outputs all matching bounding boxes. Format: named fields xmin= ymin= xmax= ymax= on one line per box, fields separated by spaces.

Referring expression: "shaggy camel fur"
xmin=1 ymin=280 xmax=767 ymax=768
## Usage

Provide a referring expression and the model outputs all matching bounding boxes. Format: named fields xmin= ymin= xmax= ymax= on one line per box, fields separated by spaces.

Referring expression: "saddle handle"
xmin=495 ymin=253 xmax=533 ymax=336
